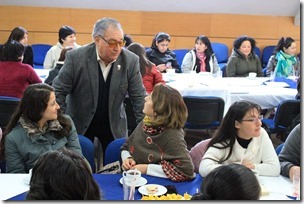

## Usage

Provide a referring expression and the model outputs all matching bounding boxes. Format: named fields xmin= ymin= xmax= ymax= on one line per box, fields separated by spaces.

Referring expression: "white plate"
xmin=138 ymin=184 xmax=167 ymax=196
xmin=119 ymin=177 xmax=147 ymax=187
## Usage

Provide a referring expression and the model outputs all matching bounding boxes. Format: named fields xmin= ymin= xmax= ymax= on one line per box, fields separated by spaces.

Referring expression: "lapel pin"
xmin=117 ymin=65 xmax=121 ymax=70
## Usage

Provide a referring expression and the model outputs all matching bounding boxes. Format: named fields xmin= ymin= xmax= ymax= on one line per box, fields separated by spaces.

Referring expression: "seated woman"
xmin=182 ymin=35 xmax=219 ymax=74
xmin=226 ymin=35 xmax=263 ymax=77
xmin=191 ymin=163 xmax=261 ymax=200
xmin=0 ymin=27 xmax=34 ymax=67
xmin=266 ymin=37 xmax=300 ymax=77
xmin=121 ymin=84 xmax=195 ymax=182
xmin=127 ymin=42 xmax=165 ymax=94
xmin=146 ymin=32 xmax=181 ymax=73
xmin=199 ymin=100 xmax=280 ymax=177
xmin=0 ymin=83 xmax=83 ymax=173
xmin=26 ymin=148 xmax=101 ymax=200
xmin=43 ymin=25 xmax=81 ymax=69
xmin=44 ymin=46 xmax=73 ymax=86
xmin=0 ymin=40 xmax=41 ymax=98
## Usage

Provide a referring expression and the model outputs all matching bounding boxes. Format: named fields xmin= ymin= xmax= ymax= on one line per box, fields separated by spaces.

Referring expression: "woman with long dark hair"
xmin=0 ymin=83 xmax=83 ymax=173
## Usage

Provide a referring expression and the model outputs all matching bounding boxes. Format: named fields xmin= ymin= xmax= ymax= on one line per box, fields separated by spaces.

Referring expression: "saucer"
xmin=119 ymin=177 xmax=147 ymax=187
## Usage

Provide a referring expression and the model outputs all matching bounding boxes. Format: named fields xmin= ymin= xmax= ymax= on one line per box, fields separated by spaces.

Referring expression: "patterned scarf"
xmin=274 ymin=50 xmax=297 ymax=77
xmin=142 ymin=115 xmax=165 ymax=135
xmin=196 ymin=52 xmax=206 ymax=72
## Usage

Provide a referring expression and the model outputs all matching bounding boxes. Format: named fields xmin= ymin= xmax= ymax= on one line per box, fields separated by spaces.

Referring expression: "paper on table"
xmin=263 ymin=82 xmax=290 ymax=88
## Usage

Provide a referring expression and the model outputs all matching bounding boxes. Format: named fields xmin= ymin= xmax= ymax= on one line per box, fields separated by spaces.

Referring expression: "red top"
xmin=142 ymin=64 xmax=165 ymax=94
xmin=0 ymin=61 xmax=42 ymax=98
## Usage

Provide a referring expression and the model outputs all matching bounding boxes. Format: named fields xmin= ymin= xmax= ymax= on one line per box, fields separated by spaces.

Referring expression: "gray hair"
xmin=92 ymin=17 xmax=123 ymax=39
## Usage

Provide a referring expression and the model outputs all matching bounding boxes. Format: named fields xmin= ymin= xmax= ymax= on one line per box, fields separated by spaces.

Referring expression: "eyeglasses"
xmin=99 ymin=35 xmax=125 ymax=48
xmin=241 ymin=115 xmax=263 ymax=123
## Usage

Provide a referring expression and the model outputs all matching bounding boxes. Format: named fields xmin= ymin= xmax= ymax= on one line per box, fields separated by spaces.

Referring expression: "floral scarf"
xmin=142 ymin=115 xmax=165 ymax=136
xmin=274 ymin=50 xmax=297 ymax=77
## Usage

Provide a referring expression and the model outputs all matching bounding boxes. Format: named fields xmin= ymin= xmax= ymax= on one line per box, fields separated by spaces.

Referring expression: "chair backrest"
xmin=104 ymin=138 xmax=127 ymax=166
xmin=172 ymin=49 xmax=189 ymax=67
xmin=183 ymin=96 xmax=225 ymax=129
xmin=261 ymin=45 xmax=276 ymax=68
xmin=124 ymin=97 xmax=137 ymax=136
xmin=211 ymin=43 xmax=229 ymax=63
xmin=275 ymin=143 xmax=284 ymax=155
xmin=189 ymin=138 xmax=211 ymax=172
xmin=78 ymin=134 xmax=95 ymax=172
xmin=274 ymin=99 xmax=300 ymax=130
xmin=0 ymin=96 xmax=20 ymax=130
xmin=254 ymin=47 xmax=261 ymax=60
xmin=31 ymin=44 xmax=52 ymax=69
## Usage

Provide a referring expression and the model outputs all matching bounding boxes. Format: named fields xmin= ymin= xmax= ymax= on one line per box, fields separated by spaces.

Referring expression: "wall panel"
xmin=0 ymin=6 xmax=300 ymax=54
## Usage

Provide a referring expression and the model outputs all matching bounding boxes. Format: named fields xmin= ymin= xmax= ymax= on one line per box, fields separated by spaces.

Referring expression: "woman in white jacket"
xmin=199 ymin=100 xmax=280 ymax=177
xmin=181 ymin=35 xmax=219 ymax=74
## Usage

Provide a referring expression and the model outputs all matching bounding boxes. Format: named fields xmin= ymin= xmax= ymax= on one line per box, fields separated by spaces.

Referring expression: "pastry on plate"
xmin=146 ymin=185 xmax=159 ymax=194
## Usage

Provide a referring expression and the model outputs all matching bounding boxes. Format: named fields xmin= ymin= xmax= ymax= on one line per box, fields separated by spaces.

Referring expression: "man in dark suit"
xmin=53 ymin=17 xmax=146 ymax=153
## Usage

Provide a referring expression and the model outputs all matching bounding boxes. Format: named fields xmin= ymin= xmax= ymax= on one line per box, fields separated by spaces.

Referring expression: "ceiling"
xmin=0 ymin=0 xmax=301 ymax=17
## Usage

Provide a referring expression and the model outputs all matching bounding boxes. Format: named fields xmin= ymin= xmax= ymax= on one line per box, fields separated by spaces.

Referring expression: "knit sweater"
xmin=0 ymin=61 xmax=42 ymax=98
xmin=121 ymin=121 xmax=195 ymax=182
xmin=199 ymin=128 xmax=280 ymax=177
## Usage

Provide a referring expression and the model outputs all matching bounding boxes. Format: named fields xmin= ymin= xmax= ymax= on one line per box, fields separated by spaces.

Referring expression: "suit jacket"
xmin=52 ymin=43 xmax=146 ymax=138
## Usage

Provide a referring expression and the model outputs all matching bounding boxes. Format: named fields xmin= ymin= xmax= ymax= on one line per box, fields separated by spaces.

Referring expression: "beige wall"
xmin=0 ymin=6 xmax=300 ymax=55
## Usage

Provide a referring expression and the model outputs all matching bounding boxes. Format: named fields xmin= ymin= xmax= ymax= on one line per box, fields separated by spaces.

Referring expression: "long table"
xmin=2 ymin=173 xmax=296 ymax=200
xmin=163 ymin=73 xmax=297 ymax=114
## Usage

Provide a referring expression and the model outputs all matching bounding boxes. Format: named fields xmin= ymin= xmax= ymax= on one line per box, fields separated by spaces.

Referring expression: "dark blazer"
xmin=52 ymin=43 xmax=146 ymax=138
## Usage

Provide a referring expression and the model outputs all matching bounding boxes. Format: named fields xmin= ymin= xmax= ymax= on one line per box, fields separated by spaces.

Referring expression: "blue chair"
xmin=254 ymin=47 xmax=261 ymax=60
xmin=0 ymin=96 xmax=20 ymax=129
xmin=78 ymin=134 xmax=95 ymax=172
xmin=172 ymin=49 xmax=189 ymax=68
xmin=31 ymin=44 xmax=52 ymax=69
xmin=183 ymin=96 xmax=225 ymax=130
xmin=104 ymin=138 xmax=127 ymax=166
xmin=211 ymin=42 xmax=229 ymax=76
xmin=276 ymin=143 xmax=284 ymax=155
xmin=262 ymin=99 xmax=300 ymax=141
xmin=261 ymin=45 xmax=276 ymax=68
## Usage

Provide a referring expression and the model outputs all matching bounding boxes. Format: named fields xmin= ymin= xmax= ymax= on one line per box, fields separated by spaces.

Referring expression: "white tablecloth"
xmin=0 ymin=173 xmax=29 ymax=200
xmin=163 ymin=73 xmax=297 ymax=114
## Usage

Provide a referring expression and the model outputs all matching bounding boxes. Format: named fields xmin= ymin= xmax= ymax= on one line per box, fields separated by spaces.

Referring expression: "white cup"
xmin=122 ymin=169 xmax=141 ymax=185
xmin=166 ymin=68 xmax=175 ymax=75
xmin=249 ymin=72 xmax=257 ymax=78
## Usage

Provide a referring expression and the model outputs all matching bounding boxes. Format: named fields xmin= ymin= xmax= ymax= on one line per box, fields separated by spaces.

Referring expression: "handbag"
xmin=97 ymin=161 xmax=121 ymax=174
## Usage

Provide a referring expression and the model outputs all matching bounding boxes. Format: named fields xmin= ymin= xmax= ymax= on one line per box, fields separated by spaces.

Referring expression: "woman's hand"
xmin=132 ymin=164 xmax=148 ymax=174
xmin=242 ymin=161 xmax=255 ymax=169
xmin=157 ymin=64 xmax=167 ymax=72
xmin=122 ymin=157 xmax=136 ymax=171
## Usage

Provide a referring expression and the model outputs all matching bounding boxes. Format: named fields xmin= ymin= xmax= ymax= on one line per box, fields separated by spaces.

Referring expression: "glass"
xmin=292 ymin=169 xmax=300 ymax=197
xmin=99 ymin=35 xmax=126 ymax=48
xmin=122 ymin=176 xmax=135 ymax=200
xmin=241 ymin=115 xmax=263 ymax=123
xmin=270 ymin=71 xmax=275 ymax=82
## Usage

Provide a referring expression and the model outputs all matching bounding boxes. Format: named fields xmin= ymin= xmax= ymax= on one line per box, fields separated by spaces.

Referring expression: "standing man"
xmin=53 ymin=17 xmax=146 ymax=153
